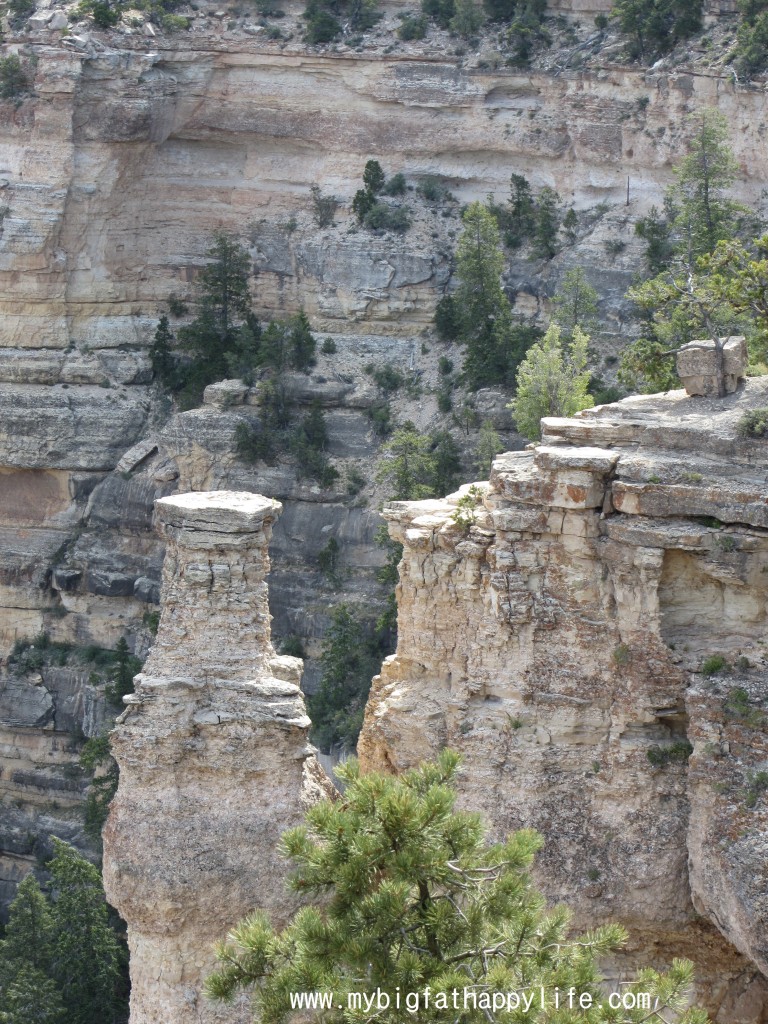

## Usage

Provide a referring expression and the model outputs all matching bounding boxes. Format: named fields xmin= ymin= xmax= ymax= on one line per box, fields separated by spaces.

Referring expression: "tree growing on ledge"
xmin=452 ymin=202 xmax=537 ymax=389
xmin=510 ymin=323 xmax=594 ymax=440
xmin=206 ymin=751 xmax=708 ymax=1024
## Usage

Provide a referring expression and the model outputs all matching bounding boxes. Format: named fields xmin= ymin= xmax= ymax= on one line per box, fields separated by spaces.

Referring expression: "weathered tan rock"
xmin=687 ymin=676 xmax=768 ymax=980
xmin=359 ymin=379 xmax=768 ymax=1021
xmin=676 ymin=337 xmax=748 ymax=397
xmin=103 ymin=491 xmax=330 ymax=1024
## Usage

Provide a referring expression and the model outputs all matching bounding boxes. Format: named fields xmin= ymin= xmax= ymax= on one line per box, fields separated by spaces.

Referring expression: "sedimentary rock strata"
xmin=359 ymin=378 xmax=768 ymax=1021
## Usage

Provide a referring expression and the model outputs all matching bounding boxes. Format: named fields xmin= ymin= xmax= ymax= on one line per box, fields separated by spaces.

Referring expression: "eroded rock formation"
xmin=103 ymin=490 xmax=329 ymax=1024
xmin=359 ymin=379 xmax=768 ymax=1022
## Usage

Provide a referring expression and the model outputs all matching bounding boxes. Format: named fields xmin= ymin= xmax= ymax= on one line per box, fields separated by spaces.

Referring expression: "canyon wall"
xmin=103 ymin=490 xmax=329 ymax=1024
xmin=359 ymin=378 xmax=768 ymax=1021
xmin=1 ymin=7 xmax=767 ymax=1020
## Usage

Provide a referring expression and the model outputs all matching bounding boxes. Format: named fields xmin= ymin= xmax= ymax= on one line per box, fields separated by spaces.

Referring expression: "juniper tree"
xmin=511 ymin=323 xmax=594 ymax=440
xmin=206 ymin=751 xmax=708 ymax=1024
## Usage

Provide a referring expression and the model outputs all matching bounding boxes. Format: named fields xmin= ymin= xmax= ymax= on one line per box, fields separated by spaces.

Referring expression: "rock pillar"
xmin=103 ymin=491 xmax=327 ymax=1024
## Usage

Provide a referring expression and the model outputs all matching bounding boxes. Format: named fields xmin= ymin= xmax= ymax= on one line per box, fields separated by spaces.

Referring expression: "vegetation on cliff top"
xmin=206 ymin=750 xmax=708 ymax=1024
xmin=620 ymin=109 xmax=768 ymax=393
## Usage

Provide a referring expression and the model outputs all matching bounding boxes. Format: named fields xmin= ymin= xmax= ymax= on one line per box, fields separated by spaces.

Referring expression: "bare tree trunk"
xmin=713 ymin=336 xmax=726 ymax=398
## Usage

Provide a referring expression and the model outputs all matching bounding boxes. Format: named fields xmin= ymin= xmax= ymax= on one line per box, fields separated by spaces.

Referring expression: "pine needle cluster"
xmin=206 ymin=751 xmax=708 ymax=1024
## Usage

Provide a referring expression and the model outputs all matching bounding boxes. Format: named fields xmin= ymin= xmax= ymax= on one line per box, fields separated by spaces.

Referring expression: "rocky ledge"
xmin=359 ymin=377 xmax=768 ymax=1021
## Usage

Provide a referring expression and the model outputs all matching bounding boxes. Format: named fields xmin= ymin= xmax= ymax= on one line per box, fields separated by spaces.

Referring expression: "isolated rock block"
xmin=676 ymin=336 xmax=747 ymax=397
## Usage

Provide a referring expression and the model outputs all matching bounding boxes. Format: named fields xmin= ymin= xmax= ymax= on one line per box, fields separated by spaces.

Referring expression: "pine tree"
xmin=474 ymin=419 xmax=503 ymax=476
xmin=177 ymin=232 xmax=254 ymax=398
xmin=429 ymin=431 xmax=462 ymax=496
xmin=453 ymin=203 xmax=531 ymax=389
xmin=612 ymin=0 xmax=701 ymax=59
xmin=507 ymin=174 xmax=536 ymax=248
xmin=306 ymin=605 xmax=379 ymax=751
xmin=149 ymin=315 xmax=176 ymax=387
xmin=290 ymin=311 xmax=317 ymax=371
xmin=0 ymin=877 xmax=56 ymax=976
xmin=511 ymin=323 xmax=594 ymax=440
xmin=47 ymin=840 xmax=124 ymax=1024
xmin=0 ymin=965 xmax=65 ymax=1024
xmin=352 ymin=188 xmax=377 ymax=224
xmin=362 ymin=160 xmax=386 ymax=196
xmin=79 ymin=735 xmax=120 ymax=847
xmin=669 ymin=110 xmax=743 ymax=264
xmin=104 ymin=637 xmax=135 ymax=707
xmin=619 ymin=111 xmax=747 ymax=393
xmin=376 ymin=422 xmax=438 ymax=500
xmin=531 ymin=186 xmax=560 ymax=260
xmin=206 ymin=751 xmax=709 ymax=1024
xmin=551 ymin=267 xmax=599 ymax=340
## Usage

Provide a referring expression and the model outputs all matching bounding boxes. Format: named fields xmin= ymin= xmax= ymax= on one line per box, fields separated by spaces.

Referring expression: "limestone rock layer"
xmin=103 ymin=490 xmax=329 ymax=1024
xmin=358 ymin=380 xmax=768 ymax=1022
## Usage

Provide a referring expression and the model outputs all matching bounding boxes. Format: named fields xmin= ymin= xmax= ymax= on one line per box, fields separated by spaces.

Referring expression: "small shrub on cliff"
xmin=365 ymin=202 xmax=411 ymax=233
xmin=647 ymin=740 xmax=693 ymax=767
xmin=279 ymin=635 xmax=306 ymax=658
xmin=383 ymin=171 xmax=408 ymax=194
xmin=734 ymin=4 xmax=768 ymax=79
xmin=235 ymin=420 xmax=278 ymax=465
xmin=310 ymin=184 xmax=339 ymax=227
xmin=744 ymin=770 xmax=768 ymax=808
xmin=701 ymin=654 xmax=728 ymax=677
xmin=303 ymin=0 xmax=379 ymax=42
xmin=365 ymin=362 xmax=405 ymax=393
xmin=7 ymin=0 xmax=35 ymax=27
xmin=422 ymin=0 xmax=455 ymax=25
xmin=302 ymin=3 xmax=341 ymax=40
xmin=0 ymin=55 xmax=29 ymax=99
xmin=449 ymin=0 xmax=484 ymax=35
xmin=77 ymin=0 xmax=122 ymax=27
xmin=474 ymin=419 xmax=502 ymax=475
xmin=723 ymin=687 xmax=765 ymax=727
xmin=737 ymin=407 xmax=768 ymax=438
xmin=612 ymin=0 xmax=702 ymax=60
xmin=206 ymin=750 xmax=710 ymax=1024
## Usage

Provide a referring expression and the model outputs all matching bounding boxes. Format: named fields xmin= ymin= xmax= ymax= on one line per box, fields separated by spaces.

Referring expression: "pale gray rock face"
xmin=676 ymin=337 xmax=748 ymax=397
xmin=103 ymin=491 xmax=330 ymax=1024
xmin=359 ymin=378 xmax=768 ymax=1021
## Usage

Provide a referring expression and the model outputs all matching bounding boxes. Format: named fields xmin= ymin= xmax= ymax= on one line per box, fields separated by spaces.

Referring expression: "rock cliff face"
xmin=359 ymin=378 xmax=768 ymax=1021
xmin=103 ymin=491 xmax=328 ymax=1024
xmin=2 ymin=8 xmax=768 ymax=1020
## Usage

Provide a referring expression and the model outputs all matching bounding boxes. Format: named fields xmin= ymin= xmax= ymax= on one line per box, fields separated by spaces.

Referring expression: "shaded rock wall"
xmin=358 ymin=379 xmax=768 ymax=1022
xmin=103 ymin=491 xmax=329 ymax=1024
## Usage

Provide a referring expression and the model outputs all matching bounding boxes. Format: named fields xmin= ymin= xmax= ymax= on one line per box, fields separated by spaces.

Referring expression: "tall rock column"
xmin=103 ymin=491 xmax=328 ymax=1024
